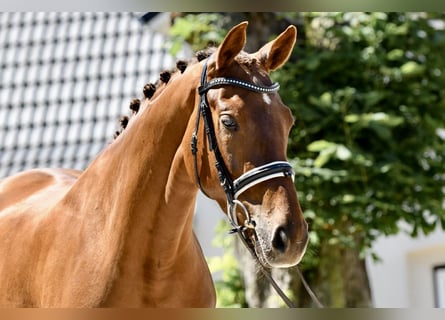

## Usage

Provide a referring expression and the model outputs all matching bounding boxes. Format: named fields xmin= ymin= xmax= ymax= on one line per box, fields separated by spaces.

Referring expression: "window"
xmin=433 ymin=265 xmax=445 ymax=308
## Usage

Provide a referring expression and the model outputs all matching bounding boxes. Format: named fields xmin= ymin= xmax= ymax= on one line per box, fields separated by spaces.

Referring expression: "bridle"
xmin=191 ymin=59 xmax=295 ymax=234
xmin=190 ymin=59 xmax=324 ymax=308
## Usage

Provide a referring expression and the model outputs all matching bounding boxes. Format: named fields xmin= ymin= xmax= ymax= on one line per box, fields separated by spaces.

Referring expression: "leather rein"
xmin=191 ymin=60 xmax=323 ymax=308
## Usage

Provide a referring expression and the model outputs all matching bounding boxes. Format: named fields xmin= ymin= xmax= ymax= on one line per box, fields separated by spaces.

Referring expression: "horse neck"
xmin=62 ymin=65 xmax=202 ymax=264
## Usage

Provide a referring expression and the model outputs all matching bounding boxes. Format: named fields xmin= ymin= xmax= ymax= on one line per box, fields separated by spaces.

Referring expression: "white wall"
xmin=366 ymin=224 xmax=445 ymax=307
xmin=194 ymin=192 xmax=226 ymax=259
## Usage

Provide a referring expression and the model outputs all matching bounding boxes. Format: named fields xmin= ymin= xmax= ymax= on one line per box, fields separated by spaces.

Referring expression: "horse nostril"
xmin=272 ymin=227 xmax=288 ymax=254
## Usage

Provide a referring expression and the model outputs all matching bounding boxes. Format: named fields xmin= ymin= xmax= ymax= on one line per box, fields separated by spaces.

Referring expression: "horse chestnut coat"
xmin=0 ymin=22 xmax=308 ymax=307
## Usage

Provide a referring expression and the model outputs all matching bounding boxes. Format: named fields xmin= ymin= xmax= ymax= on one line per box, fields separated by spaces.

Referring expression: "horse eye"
xmin=220 ymin=115 xmax=238 ymax=131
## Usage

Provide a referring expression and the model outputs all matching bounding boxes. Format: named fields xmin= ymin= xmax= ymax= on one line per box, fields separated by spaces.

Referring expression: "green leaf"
xmin=314 ymin=147 xmax=336 ymax=167
xmin=336 ymin=145 xmax=352 ymax=161
xmin=308 ymin=140 xmax=353 ymax=167
xmin=308 ymin=92 xmax=333 ymax=109
xmin=344 ymin=114 xmax=360 ymax=123
xmin=385 ymin=22 xmax=409 ymax=35
xmin=342 ymin=194 xmax=356 ymax=203
xmin=345 ymin=112 xmax=404 ymax=127
xmin=307 ymin=140 xmax=337 ymax=152
xmin=400 ymin=61 xmax=425 ymax=77
xmin=387 ymin=49 xmax=404 ymax=61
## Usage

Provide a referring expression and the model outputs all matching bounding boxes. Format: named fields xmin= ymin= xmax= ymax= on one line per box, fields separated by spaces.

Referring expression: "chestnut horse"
xmin=0 ymin=22 xmax=308 ymax=307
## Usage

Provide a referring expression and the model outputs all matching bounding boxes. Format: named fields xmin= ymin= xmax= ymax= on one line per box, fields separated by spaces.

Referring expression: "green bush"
xmin=207 ymin=220 xmax=247 ymax=307
xmin=277 ymin=13 xmax=445 ymax=263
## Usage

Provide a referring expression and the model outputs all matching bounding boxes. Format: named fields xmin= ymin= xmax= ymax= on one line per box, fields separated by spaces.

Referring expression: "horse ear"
xmin=256 ymin=25 xmax=297 ymax=72
xmin=216 ymin=21 xmax=248 ymax=70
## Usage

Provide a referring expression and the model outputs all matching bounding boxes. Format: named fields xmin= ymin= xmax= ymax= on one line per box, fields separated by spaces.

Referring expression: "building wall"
xmin=366 ymin=224 xmax=445 ymax=307
xmin=194 ymin=192 xmax=225 ymax=259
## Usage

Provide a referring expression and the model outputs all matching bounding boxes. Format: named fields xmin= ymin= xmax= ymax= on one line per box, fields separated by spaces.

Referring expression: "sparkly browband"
xmin=198 ymin=77 xmax=280 ymax=95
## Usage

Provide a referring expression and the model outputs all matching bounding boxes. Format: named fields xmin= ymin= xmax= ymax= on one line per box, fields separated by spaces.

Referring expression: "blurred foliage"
xmin=168 ymin=13 xmax=229 ymax=55
xmin=172 ymin=12 xmax=445 ymax=306
xmin=278 ymin=13 xmax=445 ymax=262
xmin=207 ymin=220 xmax=247 ymax=308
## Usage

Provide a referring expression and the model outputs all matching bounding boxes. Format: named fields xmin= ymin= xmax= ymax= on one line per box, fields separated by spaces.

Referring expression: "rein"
xmin=191 ymin=60 xmax=324 ymax=308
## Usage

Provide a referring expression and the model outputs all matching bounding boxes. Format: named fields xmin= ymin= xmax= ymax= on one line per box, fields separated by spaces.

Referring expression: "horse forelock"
xmin=204 ymin=48 xmax=273 ymax=88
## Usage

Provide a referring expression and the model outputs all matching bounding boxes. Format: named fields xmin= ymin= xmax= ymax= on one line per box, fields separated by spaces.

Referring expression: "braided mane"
xmin=113 ymin=48 xmax=215 ymax=139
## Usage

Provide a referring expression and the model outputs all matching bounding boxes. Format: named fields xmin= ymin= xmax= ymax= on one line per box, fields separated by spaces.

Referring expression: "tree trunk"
xmin=313 ymin=240 xmax=372 ymax=307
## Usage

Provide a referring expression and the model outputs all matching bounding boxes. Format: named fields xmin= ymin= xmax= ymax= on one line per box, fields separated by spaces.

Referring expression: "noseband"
xmin=191 ymin=60 xmax=295 ymax=233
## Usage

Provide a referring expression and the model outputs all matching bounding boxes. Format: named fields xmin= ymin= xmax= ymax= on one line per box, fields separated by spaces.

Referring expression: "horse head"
xmin=184 ymin=22 xmax=308 ymax=268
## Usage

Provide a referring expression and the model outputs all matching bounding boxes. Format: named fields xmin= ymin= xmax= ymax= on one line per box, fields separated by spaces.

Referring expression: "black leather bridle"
xmin=191 ymin=59 xmax=295 ymax=233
